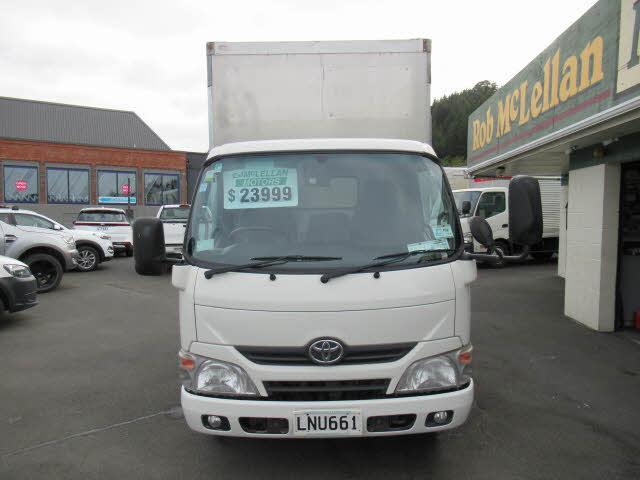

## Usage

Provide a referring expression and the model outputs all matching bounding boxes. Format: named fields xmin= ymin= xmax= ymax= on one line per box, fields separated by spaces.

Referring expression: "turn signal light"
xmin=179 ymin=350 xmax=196 ymax=370
xmin=458 ymin=346 xmax=472 ymax=365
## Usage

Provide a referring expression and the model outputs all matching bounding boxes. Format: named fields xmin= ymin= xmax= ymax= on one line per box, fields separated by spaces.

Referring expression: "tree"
xmin=431 ymin=81 xmax=498 ymax=165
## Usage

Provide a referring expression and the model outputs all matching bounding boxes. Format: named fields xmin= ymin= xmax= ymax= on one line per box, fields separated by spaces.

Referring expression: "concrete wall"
xmin=564 ymin=163 xmax=620 ymax=331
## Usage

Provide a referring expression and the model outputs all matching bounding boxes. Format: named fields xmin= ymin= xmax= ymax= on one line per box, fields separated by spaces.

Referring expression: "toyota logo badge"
xmin=308 ymin=339 xmax=344 ymax=365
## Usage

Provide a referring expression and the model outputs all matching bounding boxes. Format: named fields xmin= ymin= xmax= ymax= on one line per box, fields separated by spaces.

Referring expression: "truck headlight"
xmin=463 ymin=232 xmax=473 ymax=244
xmin=3 ymin=264 xmax=32 ymax=278
xmin=178 ymin=351 xmax=258 ymax=396
xmin=395 ymin=345 xmax=472 ymax=394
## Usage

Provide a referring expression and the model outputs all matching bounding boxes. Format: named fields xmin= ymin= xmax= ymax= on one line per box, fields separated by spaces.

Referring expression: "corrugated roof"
xmin=0 ymin=96 xmax=170 ymax=150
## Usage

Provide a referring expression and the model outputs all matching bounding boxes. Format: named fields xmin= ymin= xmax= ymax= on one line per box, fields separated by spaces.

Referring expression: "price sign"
xmin=223 ymin=166 xmax=298 ymax=209
xmin=15 ymin=180 xmax=28 ymax=191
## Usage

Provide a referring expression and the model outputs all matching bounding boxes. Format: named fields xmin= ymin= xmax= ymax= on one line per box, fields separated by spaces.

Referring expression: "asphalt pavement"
xmin=1 ymin=258 xmax=639 ymax=479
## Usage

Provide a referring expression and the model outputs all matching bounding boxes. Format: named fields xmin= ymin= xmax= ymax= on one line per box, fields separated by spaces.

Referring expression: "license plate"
xmin=97 ymin=226 xmax=109 ymax=231
xmin=294 ymin=410 xmax=362 ymax=436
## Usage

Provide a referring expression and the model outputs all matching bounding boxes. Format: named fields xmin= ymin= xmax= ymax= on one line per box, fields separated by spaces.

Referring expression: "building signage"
xmin=467 ymin=0 xmax=640 ymax=166
xmin=15 ymin=180 xmax=28 ymax=191
xmin=98 ymin=196 xmax=137 ymax=204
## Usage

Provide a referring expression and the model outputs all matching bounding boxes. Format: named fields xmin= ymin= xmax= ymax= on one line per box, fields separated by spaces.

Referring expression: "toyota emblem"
xmin=308 ymin=339 xmax=344 ymax=365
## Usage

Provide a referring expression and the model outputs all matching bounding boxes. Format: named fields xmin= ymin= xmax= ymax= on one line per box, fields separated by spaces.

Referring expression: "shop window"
xmin=144 ymin=173 xmax=180 ymax=205
xmin=4 ymin=165 xmax=38 ymax=203
xmin=97 ymin=170 xmax=137 ymax=204
xmin=47 ymin=167 xmax=89 ymax=204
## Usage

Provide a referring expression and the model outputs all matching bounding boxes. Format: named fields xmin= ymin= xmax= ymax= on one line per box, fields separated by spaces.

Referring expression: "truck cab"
xmin=454 ymin=187 xmax=509 ymax=255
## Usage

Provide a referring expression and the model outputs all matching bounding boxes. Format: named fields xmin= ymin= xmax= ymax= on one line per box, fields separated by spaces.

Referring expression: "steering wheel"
xmin=228 ymin=226 xmax=286 ymax=242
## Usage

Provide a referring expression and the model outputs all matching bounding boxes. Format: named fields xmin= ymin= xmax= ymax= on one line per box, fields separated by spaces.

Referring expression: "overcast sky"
xmin=1 ymin=0 xmax=596 ymax=152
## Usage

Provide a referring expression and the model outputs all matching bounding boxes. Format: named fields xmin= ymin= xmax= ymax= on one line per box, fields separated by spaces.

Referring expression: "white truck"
xmin=453 ymin=177 xmax=561 ymax=261
xmin=133 ymin=40 xmax=543 ymax=438
xmin=156 ymin=204 xmax=190 ymax=261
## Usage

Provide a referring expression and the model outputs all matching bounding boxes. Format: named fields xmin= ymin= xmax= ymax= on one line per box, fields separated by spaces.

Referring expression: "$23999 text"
xmin=227 ymin=186 xmax=293 ymax=203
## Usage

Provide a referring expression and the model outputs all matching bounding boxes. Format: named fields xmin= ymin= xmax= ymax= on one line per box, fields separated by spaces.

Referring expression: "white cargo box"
xmin=206 ymin=40 xmax=432 ymax=148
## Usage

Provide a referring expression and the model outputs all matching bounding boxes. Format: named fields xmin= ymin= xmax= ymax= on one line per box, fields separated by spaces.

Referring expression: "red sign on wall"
xmin=15 ymin=180 xmax=28 ymax=191
xmin=121 ymin=183 xmax=131 ymax=195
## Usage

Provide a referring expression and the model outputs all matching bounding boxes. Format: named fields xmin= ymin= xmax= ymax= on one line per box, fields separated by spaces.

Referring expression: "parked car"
xmin=0 ymin=217 xmax=78 ymax=293
xmin=0 ymin=207 xmax=114 ymax=272
xmin=0 ymin=254 xmax=38 ymax=314
xmin=73 ymin=208 xmax=133 ymax=257
xmin=156 ymin=204 xmax=190 ymax=261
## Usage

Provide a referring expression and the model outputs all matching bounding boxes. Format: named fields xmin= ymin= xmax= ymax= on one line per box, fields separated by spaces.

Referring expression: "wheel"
xmin=126 ymin=246 xmax=133 ymax=257
xmin=24 ymin=253 xmax=63 ymax=293
xmin=76 ymin=246 xmax=99 ymax=272
xmin=531 ymin=250 xmax=554 ymax=261
xmin=491 ymin=240 xmax=510 ymax=268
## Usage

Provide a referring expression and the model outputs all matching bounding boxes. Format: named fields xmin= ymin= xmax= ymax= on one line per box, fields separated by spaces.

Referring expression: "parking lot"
xmin=1 ymin=258 xmax=639 ymax=480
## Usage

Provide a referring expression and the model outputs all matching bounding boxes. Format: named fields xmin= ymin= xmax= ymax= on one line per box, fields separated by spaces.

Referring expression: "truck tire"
xmin=24 ymin=253 xmax=63 ymax=293
xmin=76 ymin=245 xmax=100 ymax=272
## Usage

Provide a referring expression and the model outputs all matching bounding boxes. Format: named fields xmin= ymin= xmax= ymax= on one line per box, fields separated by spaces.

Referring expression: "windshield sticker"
xmin=223 ymin=167 xmax=298 ymax=209
xmin=198 ymin=182 xmax=208 ymax=193
xmin=432 ymin=224 xmax=454 ymax=239
xmin=204 ymin=170 xmax=215 ymax=183
xmin=407 ymin=239 xmax=450 ymax=252
xmin=212 ymin=163 xmax=222 ymax=173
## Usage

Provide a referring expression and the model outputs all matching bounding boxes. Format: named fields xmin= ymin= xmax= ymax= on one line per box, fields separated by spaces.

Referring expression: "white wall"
xmin=558 ymin=184 xmax=568 ymax=278
xmin=564 ymin=163 xmax=620 ymax=331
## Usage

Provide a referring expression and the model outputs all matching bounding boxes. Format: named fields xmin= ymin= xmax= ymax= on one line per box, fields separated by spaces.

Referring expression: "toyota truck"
xmin=133 ymin=40 xmax=542 ymax=438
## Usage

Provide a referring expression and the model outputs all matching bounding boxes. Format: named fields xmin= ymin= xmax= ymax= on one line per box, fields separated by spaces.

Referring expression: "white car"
xmin=0 ymin=208 xmax=114 ymax=272
xmin=0 ymin=254 xmax=38 ymax=313
xmin=156 ymin=204 xmax=190 ymax=261
xmin=74 ymin=208 xmax=133 ymax=257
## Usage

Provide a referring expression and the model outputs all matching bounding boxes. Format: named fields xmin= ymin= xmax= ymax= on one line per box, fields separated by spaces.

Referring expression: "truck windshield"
xmin=453 ymin=191 xmax=481 ymax=218
xmin=187 ymin=152 xmax=459 ymax=273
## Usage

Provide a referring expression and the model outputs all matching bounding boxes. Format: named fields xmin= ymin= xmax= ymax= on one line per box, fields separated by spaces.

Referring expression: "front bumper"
xmin=181 ymin=381 xmax=474 ymax=438
xmin=66 ymin=250 xmax=79 ymax=271
xmin=112 ymin=242 xmax=132 ymax=251
xmin=0 ymin=275 xmax=38 ymax=313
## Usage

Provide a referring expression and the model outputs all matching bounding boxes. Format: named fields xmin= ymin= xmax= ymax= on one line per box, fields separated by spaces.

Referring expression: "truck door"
xmin=475 ymin=190 xmax=508 ymax=245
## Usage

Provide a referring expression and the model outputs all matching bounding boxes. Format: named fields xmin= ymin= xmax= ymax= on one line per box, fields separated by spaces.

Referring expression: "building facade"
xmin=0 ymin=97 xmax=189 ymax=225
xmin=466 ymin=0 xmax=640 ymax=332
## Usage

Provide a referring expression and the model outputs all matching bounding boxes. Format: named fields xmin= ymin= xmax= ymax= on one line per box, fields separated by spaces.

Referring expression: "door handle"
xmin=5 ymin=234 xmax=17 ymax=243
xmin=502 ymin=224 xmax=508 ymax=228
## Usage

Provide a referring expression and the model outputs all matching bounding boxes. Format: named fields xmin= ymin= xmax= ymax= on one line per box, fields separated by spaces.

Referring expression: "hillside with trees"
xmin=431 ymin=80 xmax=498 ymax=166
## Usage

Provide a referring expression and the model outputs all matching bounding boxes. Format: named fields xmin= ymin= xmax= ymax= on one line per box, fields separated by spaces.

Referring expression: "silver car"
xmin=0 ymin=216 xmax=78 ymax=293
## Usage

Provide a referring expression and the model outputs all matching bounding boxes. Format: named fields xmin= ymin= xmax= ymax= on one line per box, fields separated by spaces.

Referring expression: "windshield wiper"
xmin=319 ymin=249 xmax=450 ymax=283
xmin=204 ymin=255 xmax=342 ymax=279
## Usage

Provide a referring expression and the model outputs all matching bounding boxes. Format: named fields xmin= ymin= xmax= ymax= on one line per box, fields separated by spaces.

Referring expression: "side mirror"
xmin=133 ymin=218 xmax=166 ymax=275
xmin=53 ymin=224 xmax=64 ymax=231
xmin=508 ymin=176 xmax=543 ymax=246
xmin=461 ymin=200 xmax=471 ymax=215
xmin=469 ymin=216 xmax=495 ymax=249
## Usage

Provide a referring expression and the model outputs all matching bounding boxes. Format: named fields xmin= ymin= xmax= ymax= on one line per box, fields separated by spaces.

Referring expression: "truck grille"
xmin=236 ymin=343 xmax=415 ymax=366
xmin=263 ymin=379 xmax=390 ymax=401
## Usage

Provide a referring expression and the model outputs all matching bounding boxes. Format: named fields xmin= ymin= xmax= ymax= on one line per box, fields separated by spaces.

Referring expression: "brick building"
xmin=0 ymin=96 xmax=189 ymax=225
